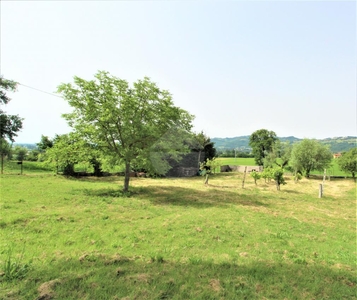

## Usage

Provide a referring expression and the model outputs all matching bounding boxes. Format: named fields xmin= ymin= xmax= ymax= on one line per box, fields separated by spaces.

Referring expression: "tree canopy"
xmin=249 ymin=129 xmax=278 ymax=165
xmin=263 ymin=140 xmax=292 ymax=169
xmin=289 ymin=139 xmax=332 ymax=178
xmin=337 ymin=148 xmax=357 ymax=178
xmin=57 ymin=71 xmax=194 ymax=191
xmin=0 ymin=76 xmax=23 ymax=143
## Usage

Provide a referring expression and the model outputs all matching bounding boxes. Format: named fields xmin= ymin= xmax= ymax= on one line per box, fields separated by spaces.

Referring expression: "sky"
xmin=1 ymin=1 xmax=356 ymax=143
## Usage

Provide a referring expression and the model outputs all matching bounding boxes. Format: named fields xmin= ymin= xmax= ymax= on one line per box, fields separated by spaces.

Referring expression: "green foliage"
xmin=337 ymin=148 xmax=357 ymax=178
xmin=0 ymin=76 xmax=23 ymax=143
xmin=12 ymin=145 xmax=28 ymax=161
xmin=0 ymin=139 xmax=11 ymax=156
xmin=213 ymin=136 xmax=356 ymax=154
xmin=249 ymin=129 xmax=278 ymax=166
xmin=263 ymin=140 xmax=292 ymax=169
xmin=190 ymin=132 xmax=217 ymax=165
xmin=290 ymin=139 xmax=332 ymax=178
xmin=204 ymin=157 xmax=220 ymax=174
xmin=1 ymin=139 xmax=12 ymax=174
xmin=26 ymin=149 xmax=40 ymax=161
xmin=45 ymin=133 xmax=103 ymax=176
xmin=36 ymin=135 xmax=54 ymax=152
xmin=272 ymin=167 xmax=286 ymax=190
xmin=58 ymin=71 xmax=194 ymax=191
xmin=261 ymin=167 xmax=274 ymax=182
xmin=250 ymin=170 xmax=261 ymax=185
xmin=294 ymin=172 xmax=302 ymax=182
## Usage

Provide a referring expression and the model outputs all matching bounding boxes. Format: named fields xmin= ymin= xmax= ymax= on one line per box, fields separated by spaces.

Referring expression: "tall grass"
xmin=0 ymin=171 xmax=355 ymax=299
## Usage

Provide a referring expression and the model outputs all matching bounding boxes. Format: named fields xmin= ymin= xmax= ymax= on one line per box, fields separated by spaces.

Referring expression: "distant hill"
xmin=211 ymin=136 xmax=356 ymax=153
xmin=13 ymin=143 xmax=37 ymax=150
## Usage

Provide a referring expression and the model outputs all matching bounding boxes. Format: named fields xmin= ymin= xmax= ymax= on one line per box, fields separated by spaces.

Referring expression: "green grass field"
xmin=0 ymin=166 xmax=355 ymax=299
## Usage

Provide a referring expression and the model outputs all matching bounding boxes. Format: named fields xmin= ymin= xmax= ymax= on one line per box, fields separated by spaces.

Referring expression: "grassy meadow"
xmin=0 ymin=165 xmax=356 ymax=299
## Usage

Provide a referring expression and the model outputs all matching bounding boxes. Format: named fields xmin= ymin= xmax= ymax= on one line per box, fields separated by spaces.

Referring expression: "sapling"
xmin=250 ymin=170 xmax=261 ymax=185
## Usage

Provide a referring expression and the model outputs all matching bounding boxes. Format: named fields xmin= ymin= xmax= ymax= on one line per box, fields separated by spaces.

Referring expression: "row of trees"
xmin=248 ymin=129 xmax=356 ymax=179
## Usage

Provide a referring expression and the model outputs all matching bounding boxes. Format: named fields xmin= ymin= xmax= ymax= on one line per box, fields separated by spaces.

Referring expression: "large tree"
xmin=249 ymin=129 xmax=278 ymax=165
xmin=57 ymin=71 xmax=193 ymax=191
xmin=289 ymin=139 xmax=332 ymax=178
xmin=0 ymin=76 xmax=23 ymax=173
xmin=337 ymin=148 xmax=357 ymax=178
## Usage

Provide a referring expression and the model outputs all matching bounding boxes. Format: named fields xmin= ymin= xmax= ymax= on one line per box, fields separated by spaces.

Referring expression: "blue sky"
xmin=1 ymin=1 xmax=356 ymax=143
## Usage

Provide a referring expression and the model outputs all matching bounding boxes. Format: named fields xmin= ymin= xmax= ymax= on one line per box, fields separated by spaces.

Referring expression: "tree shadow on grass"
xmin=281 ymin=189 xmax=300 ymax=194
xmin=83 ymin=185 xmax=268 ymax=209
xmin=11 ymin=253 xmax=357 ymax=300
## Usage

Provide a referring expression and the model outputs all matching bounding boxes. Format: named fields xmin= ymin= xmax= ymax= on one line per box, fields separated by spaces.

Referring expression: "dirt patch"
xmin=104 ymin=254 xmax=131 ymax=265
xmin=209 ymin=279 xmax=221 ymax=292
xmin=37 ymin=279 xmax=61 ymax=300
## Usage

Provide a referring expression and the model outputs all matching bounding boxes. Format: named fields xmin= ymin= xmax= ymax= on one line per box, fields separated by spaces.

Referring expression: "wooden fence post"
xmin=318 ymin=184 xmax=323 ymax=198
xmin=242 ymin=166 xmax=247 ymax=188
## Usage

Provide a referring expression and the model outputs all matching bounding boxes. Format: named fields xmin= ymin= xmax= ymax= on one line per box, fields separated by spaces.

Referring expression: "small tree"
xmin=261 ymin=167 xmax=273 ymax=183
xmin=204 ymin=157 xmax=220 ymax=174
xmin=294 ymin=172 xmax=302 ymax=183
xmin=199 ymin=161 xmax=211 ymax=185
xmin=250 ymin=170 xmax=261 ymax=185
xmin=272 ymin=167 xmax=286 ymax=190
xmin=337 ymin=148 xmax=357 ymax=178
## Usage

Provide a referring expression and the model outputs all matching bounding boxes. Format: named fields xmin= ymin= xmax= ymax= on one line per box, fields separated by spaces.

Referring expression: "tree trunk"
xmin=63 ymin=163 xmax=75 ymax=176
xmin=197 ymin=150 xmax=202 ymax=168
xmin=276 ymin=181 xmax=280 ymax=191
xmin=1 ymin=153 xmax=3 ymax=174
xmin=204 ymin=174 xmax=209 ymax=185
xmin=123 ymin=161 xmax=131 ymax=192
